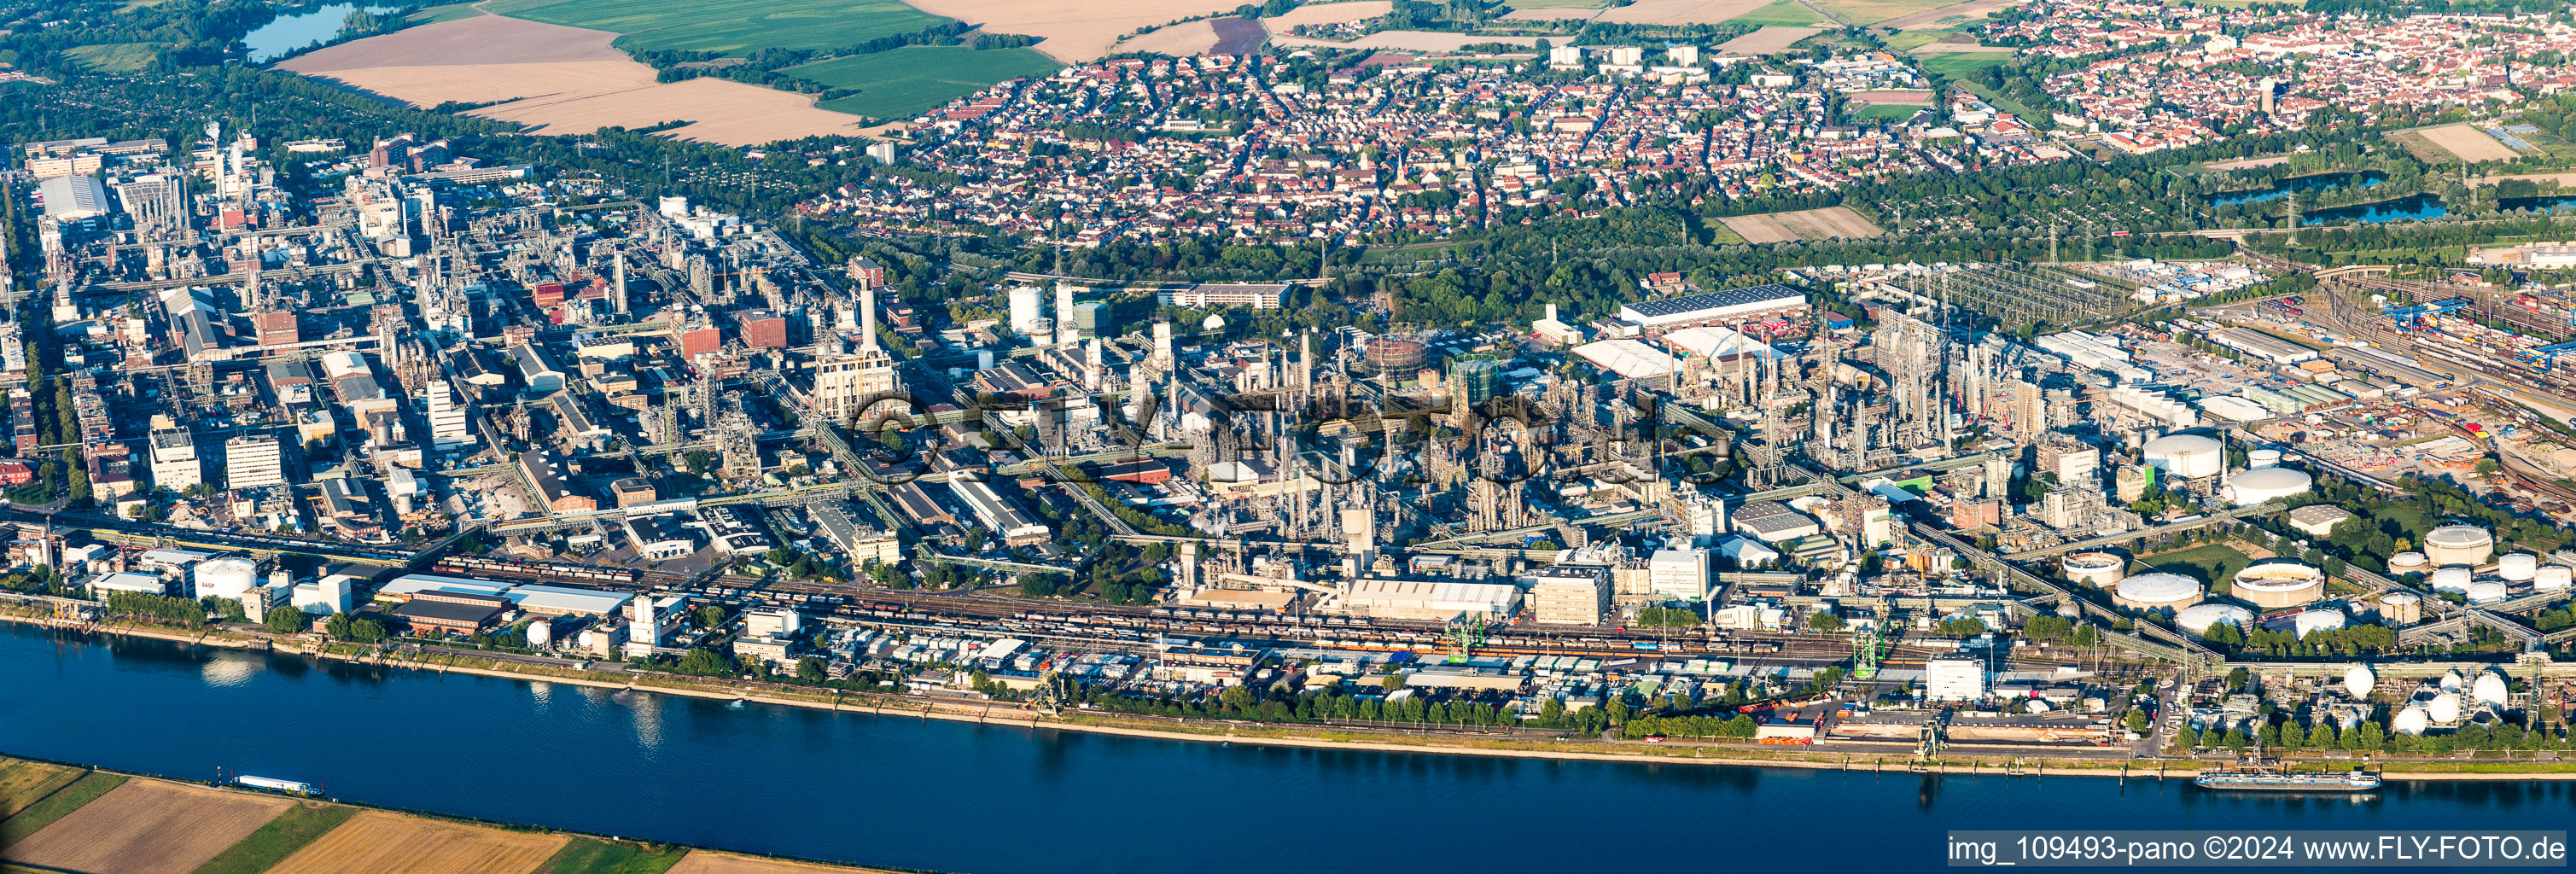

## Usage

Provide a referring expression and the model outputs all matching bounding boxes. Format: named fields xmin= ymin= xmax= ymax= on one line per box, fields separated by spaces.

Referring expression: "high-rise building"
xmin=813 ymin=261 xmax=902 ymax=422
xmin=1646 ymin=549 xmax=1709 ymax=600
xmin=224 ymin=434 xmax=285 ymax=490
xmin=426 ymin=378 xmax=474 ymax=451
xmin=149 ymin=428 xmax=201 ymax=492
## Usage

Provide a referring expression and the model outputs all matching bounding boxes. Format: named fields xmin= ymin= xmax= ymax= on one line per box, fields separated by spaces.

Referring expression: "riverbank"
xmin=11 ymin=611 xmax=2574 ymax=782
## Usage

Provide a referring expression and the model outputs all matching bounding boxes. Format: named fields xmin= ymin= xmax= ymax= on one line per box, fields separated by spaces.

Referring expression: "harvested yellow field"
xmin=2416 ymin=123 xmax=2521 ymax=163
xmin=667 ymin=850 xmax=871 ymax=873
xmin=4 ymin=780 xmax=292 ymax=874
xmin=1259 ymin=0 xmax=1392 ymax=26
xmin=912 ymin=0 xmax=1248 ymax=61
xmin=1721 ymin=207 xmax=1885 ymax=243
xmin=1268 ymin=31 xmax=1542 ymax=50
xmin=1595 ymin=0 xmax=1777 ymax=25
xmin=275 ymin=13 xmax=626 ymax=68
xmin=308 ymin=61 xmax=656 ymax=107
xmin=464 ymin=75 xmax=864 ymax=144
xmin=1815 ymin=0 xmax=1961 ymax=25
xmin=265 ymin=810 xmax=565 ymax=874
xmin=1713 ymin=25 xmax=1825 ymax=54
xmin=1120 ymin=20 xmax=1220 ymax=56
xmin=1499 ymin=7 xmax=1605 ymax=19
xmin=1875 ymin=0 xmax=2022 ymax=30
xmin=0 ymin=760 xmax=80 ymax=818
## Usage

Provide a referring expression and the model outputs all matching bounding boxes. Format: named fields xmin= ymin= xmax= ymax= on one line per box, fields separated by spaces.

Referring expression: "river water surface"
xmin=0 ymin=626 xmax=2567 ymax=874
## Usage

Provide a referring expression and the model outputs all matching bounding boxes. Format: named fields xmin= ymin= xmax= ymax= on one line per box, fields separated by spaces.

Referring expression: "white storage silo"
xmin=2430 ymin=567 xmax=2473 ymax=592
xmin=2113 ymin=573 xmax=2203 ymax=610
xmin=1007 ymin=286 xmax=1042 ymax=334
xmin=2342 ymin=664 xmax=2375 ymax=698
xmin=2439 ymin=670 xmax=2462 ymax=690
xmin=2428 ymin=691 xmax=2462 ymax=725
xmin=2387 ymin=551 xmax=2430 ymax=575
xmin=2380 ymin=591 xmax=2422 ymax=625
xmin=2538 ymin=564 xmax=2573 ymax=591
xmin=2224 ymin=467 xmax=2312 ymax=506
xmin=2142 ymin=434 xmax=2224 ymax=479
xmin=2231 ymin=560 xmax=2326 ymax=609
xmin=526 ymin=618 xmax=553 ymax=647
xmin=2498 ymin=552 xmax=2538 ymax=581
xmin=2472 ymin=672 xmax=2508 ymax=707
xmin=2063 ymin=551 xmax=2126 ymax=587
xmin=2393 ymin=705 xmax=2431 ymax=735
xmin=2247 ymin=448 xmax=2283 ymax=469
xmin=2467 ymin=580 xmax=2508 ymax=603
xmin=2176 ymin=603 xmax=2254 ymax=636
xmin=192 ymin=557 xmax=259 ymax=601
xmin=2422 ymin=524 xmax=2495 ymax=568
xmin=2293 ymin=608 xmax=2346 ymax=638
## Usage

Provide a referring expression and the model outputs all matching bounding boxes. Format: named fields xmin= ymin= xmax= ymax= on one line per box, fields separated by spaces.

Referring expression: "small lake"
xmin=245 ymin=3 xmax=395 ymax=63
xmin=2308 ymin=193 xmax=2445 ymax=224
xmin=2499 ymin=195 xmax=2576 ymax=215
xmin=2212 ymin=170 xmax=2389 ymax=207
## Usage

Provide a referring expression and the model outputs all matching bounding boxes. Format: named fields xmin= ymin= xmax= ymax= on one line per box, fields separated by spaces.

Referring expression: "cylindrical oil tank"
xmin=1363 ymin=336 xmax=1428 ymax=373
xmin=2387 ymin=551 xmax=2431 ymax=575
xmin=2293 ymin=608 xmax=2346 ymax=638
xmin=2466 ymin=580 xmax=2508 ymax=603
xmin=2498 ymin=552 xmax=2538 ymax=581
xmin=2430 ymin=567 xmax=2473 ymax=593
xmin=2422 ymin=524 xmax=2495 ymax=568
xmin=2113 ymin=573 xmax=2202 ymax=610
xmin=2380 ymin=591 xmax=2422 ymax=625
xmin=2538 ymin=564 xmax=2573 ymax=591
xmin=2063 ymin=551 xmax=2126 ymax=587
xmin=2225 ymin=467 xmax=2311 ymax=506
xmin=2248 ymin=448 xmax=2283 ymax=469
xmin=2230 ymin=559 xmax=2326 ymax=609
xmin=2142 ymin=434 xmax=2223 ymax=479
xmin=2176 ymin=603 xmax=2253 ymax=636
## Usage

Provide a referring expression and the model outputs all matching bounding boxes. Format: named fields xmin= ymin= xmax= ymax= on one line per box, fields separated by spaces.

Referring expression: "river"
xmin=1 ymin=626 xmax=2568 ymax=874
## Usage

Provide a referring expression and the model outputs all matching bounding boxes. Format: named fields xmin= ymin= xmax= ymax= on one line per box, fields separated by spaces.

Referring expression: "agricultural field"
xmin=0 ymin=760 xmax=79 ymax=819
xmin=1874 ymin=0 xmax=2022 ymax=30
xmin=1712 ymin=26 xmax=1824 ymax=54
xmin=189 ymin=803 xmax=361 ymax=874
xmin=402 ymin=3 xmax=487 ymax=25
xmin=1917 ymin=50 xmax=2013 ymax=77
xmin=1503 ymin=0 xmax=1611 ymax=8
xmin=914 ymin=0 xmax=1248 ymax=61
xmin=1121 ymin=20 xmax=1220 ymax=55
xmin=1260 ymin=0 xmax=1392 ymax=26
xmin=469 ymin=76 xmax=865 ymax=143
xmin=0 ymin=772 xmax=123 ymax=848
xmin=62 ymin=43 xmax=157 ymax=72
xmin=1596 ymin=0 xmax=1779 ymax=25
xmin=265 ymin=810 xmax=567 ymax=874
xmin=1268 ymin=31 xmax=1542 ymax=50
xmin=479 ymin=0 xmax=944 ymax=56
xmin=664 ymin=852 xmax=863 ymax=874
xmin=1719 ymin=207 xmax=1885 ymax=243
xmin=797 ymin=45 xmax=1063 ymax=120
xmin=1725 ymin=0 xmax=1825 ymax=24
xmin=1814 ymin=0 xmax=1961 ymax=25
xmin=3 ymin=779 xmax=290 ymax=874
xmin=2405 ymin=123 xmax=2525 ymax=163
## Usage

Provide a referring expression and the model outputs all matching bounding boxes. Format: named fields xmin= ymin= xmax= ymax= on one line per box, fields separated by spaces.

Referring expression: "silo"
xmin=2430 ymin=567 xmax=2473 ymax=593
xmin=2247 ymin=448 xmax=2282 ymax=469
xmin=2387 ymin=551 xmax=2431 ymax=576
xmin=2293 ymin=608 xmax=2346 ymax=638
xmin=2176 ymin=603 xmax=2253 ymax=636
xmin=2467 ymin=580 xmax=2508 ymax=603
xmin=2439 ymin=670 xmax=2462 ymax=690
xmin=2422 ymin=524 xmax=2495 ymax=567
xmin=1007 ymin=286 xmax=1042 ymax=334
xmin=2142 ymin=434 xmax=2223 ymax=479
xmin=2231 ymin=560 xmax=2326 ymax=609
xmin=2379 ymin=591 xmax=2422 ymax=625
xmin=193 ymin=557 xmax=259 ymax=601
xmin=2062 ymin=551 xmax=2127 ymax=587
xmin=2113 ymin=573 xmax=2203 ymax=610
xmin=2499 ymin=552 xmax=2538 ymax=581
xmin=2538 ymin=564 xmax=2573 ymax=591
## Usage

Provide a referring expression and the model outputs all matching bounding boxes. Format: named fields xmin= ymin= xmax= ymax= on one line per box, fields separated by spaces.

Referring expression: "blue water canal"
xmin=1 ymin=625 xmax=2569 ymax=874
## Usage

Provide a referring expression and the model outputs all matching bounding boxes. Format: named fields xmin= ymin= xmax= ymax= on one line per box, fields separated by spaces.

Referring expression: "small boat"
xmin=2194 ymin=758 xmax=2379 ymax=792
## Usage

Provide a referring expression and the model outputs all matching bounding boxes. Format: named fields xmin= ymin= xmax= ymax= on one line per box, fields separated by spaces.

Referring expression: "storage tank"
xmin=2224 ymin=467 xmax=2312 ymax=506
xmin=2429 ymin=566 xmax=2473 ymax=593
xmin=2142 ymin=434 xmax=2224 ymax=479
xmin=2176 ymin=603 xmax=2254 ymax=636
xmin=526 ymin=618 xmax=553 ymax=647
xmin=2247 ymin=448 xmax=2283 ymax=469
xmin=192 ymin=557 xmax=259 ymax=600
xmin=1007 ymin=285 xmax=1042 ymax=334
xmin=2472 ymin=672 xmax=2508 ymax=707
xmin=2422 ymin=524 xmax=2495 ymax=567
xmin=2062 ymin=551 xmax=2127 ymax=587
xmin=2342 ymin=664 xmax=2375 ymax=698
xmin=2292 ymin=608 xmax=2346 ymax=638
xmin=2439 ymin=670 xmax=2462 ymax=690
xmin=2380 ymin=591 xmax=2422 ymax=625
xmin=2387 ymin=551 xmax=2431 ymax=576
xmin=2466 ymin=580 xmax=2508 ymax=603
xmin=2498 ymin=552 xmax=2538 ymax=581
xmin=2230 ymin=559 xmax=2327 ymax=609
xmin=2428 ymin=691 xmax=2462 ymax=725
xmin=2392 ymin=705 xmax=2431 ymax=735
xmin=2113 ymin=572 xmax=2203 ymax=610
xmin=2538 ymin=564 xmax=2573 ymax=591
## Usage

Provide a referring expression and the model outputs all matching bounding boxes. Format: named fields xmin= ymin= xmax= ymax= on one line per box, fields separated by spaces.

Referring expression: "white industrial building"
xmin=1522 ymin=565 xmax=1611 ymax=625
xmin=224 ymin=434 xmax=286 ymax=490
xmin=1925 ymin=655 xmax=1988 ymax=701
xmin=1616 ymin=284 xmax=1807 ymax=330
xmin=1337 ymin=579 xmax=1518 ymax=621
xmin=1646 ymin=549 xmax=1710 ymax=600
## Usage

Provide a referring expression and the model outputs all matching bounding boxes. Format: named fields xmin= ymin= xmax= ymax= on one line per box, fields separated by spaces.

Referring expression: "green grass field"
xmin=0 ymin=772 xmax=125 ymax=848
xmin=187 ymin=803 xmax=358 ymax=874
xmin=1852 ymin=103 xmax=1923 ymax=121
xmin=2142 ymin=543 xmax=2254 ymax=587
xmin=405 ymin=3 xmax=488 ymax=25
xmin=0 ymin=761 xmax=80 ymax=819
xmin=1882 ymin=29 xmax=1947 ymax=50
xmin=539 ymin=837 xmax=691 ymax=874
xmin=1919 ymin=51 xmax=2012 ymax=79
xmin=798 ymin=45 xmax=1063 ymax=120
xmin=1728 ymin=0 xmax=1827 ymax=25
xmin=63 ymin=43 xmax=158 ymax=73
xmin=1504 ymin=0 xmax=1611 ymax=8
xmin=484 ymin=0 xmax=947 ymax=56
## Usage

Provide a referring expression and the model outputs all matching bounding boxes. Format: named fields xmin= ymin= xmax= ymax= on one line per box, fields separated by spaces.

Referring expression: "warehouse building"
xmin=1522 ymin=565 xmax=1611 ymax=625
xmin=1336 ymin=579 xmax=1519 ymax=621
xmin=2207 ymin=328 xmax=2317 ymax=364
xmin=1617 ymin=284 xmax=1808 ymax=332
xmin=1732 ymin=501 xmax=1821 ymax=542
xmin=812 ymin=501 xmax=903 ymax=564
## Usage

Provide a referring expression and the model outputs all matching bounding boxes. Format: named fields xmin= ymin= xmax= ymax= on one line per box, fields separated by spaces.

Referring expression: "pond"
xmin=244 ymin=3 xmax=395 ymax=63
xmin=2211 ymin=170 xmax=2389 ymax=207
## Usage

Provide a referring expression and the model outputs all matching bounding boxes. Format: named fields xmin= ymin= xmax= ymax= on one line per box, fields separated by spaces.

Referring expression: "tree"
xmin=265 ymin=608 xmax=307 ymax=634
xmin=1806 ymin=612 xmax=1847 ymax=633
xmin=2226 ymin=667 xmax=2250 ymax=692
xmin=796 ymin=657 xmax=828 ymax=684
xmin=2124 ymin=709 xmax=2149 ymax=733
xmin=696 ymin=604 xmax=726 ymax=629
